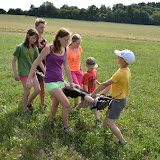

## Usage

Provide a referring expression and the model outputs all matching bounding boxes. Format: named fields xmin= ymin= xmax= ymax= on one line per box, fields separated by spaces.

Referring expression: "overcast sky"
xmin=1 ymin=0 xmax=160 ymax=11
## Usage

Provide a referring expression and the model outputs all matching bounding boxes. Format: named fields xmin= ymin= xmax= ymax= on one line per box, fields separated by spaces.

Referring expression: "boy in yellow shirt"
xmin=92 ymin=49 xmax=135 ymax=145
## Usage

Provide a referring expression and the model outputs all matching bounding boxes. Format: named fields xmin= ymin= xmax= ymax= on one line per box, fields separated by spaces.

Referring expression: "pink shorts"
xmin=71 ymin=68 xmax=83 ymax=87
xmin=19 ymin=75 xmax=37 ymax=82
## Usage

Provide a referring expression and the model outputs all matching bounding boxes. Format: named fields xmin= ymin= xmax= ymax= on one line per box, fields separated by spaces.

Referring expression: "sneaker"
xmin=96 ymin=119 xmax=102 ymax=125
xmin=23 ymin=111 xmax=31 ymax=117
xmin=27 ymin=104 xmax=34 ymax=112
xmin=97 ymin=125 xmax=102 ymax=129
xmin=64 ymin=126 xmax=73 ymax=134
xmin=40 ymin=104 xmax=47 ymax=110
xmin=115 ymin=140 xmax=127 ymax=146
xmin=49 ymin=121 xmax=59 ymax=128
xmin=69 ymin=110 xmax=79 ymax=119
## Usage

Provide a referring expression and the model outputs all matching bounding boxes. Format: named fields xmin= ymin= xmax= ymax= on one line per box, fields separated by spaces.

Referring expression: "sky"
xmin=1 ymin=0 xmax=160 ymax=11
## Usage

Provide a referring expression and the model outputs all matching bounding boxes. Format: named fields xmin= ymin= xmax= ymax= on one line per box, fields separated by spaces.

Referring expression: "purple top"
xmin=45 ymin=46 xmax=66 ymax=83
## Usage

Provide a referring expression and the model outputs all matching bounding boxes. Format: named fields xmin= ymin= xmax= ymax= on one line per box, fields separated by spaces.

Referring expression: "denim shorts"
xmin=108 ymin=97 xmax=127 ymax=119
xmin=45 ymin=81 xmax=65 ymax=91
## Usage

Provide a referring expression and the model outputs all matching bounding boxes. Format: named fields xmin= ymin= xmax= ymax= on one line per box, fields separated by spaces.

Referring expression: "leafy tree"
xmin=0 ymin=9 xmax=6 ymax=14
xmin=14 ymin=8 xmax=23 ymax=15
xmin=28 ymin=5 xmax=39 ymax=16
xmin=150 ymin=12 xmax=160 ymax=25
xmin=7 ymin=9 xmax=23 ymax=15
xmin=34 ymin=1 xmax=58 ymax=18
xmin=60 ymin=5 xmax=69 ymax=10
xmin=132 ymin=9 xmax=150 ymax=24
xmin=105 ymin=10 xmax=113 ymax=22
xmin=78 ymin=8 xmax=87 ymax=20
xmin=112 ymin=9 xmax=127 ymax=23
xmin=87 ymin=5 xmax=99 ymax=21
xmin=4 ymin=1 xmax=160 ymax=25
xmin=126 ymin=5 xmax=134 ymax=23
xmin=112 ymin=3 xmax=125 ymax=11
xmin=99 ymin=5 xmax=107 ymax=14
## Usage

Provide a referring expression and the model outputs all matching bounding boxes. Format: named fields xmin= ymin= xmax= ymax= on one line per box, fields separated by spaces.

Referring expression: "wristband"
xmin=70 ymin=83 xmax=74 ymax=86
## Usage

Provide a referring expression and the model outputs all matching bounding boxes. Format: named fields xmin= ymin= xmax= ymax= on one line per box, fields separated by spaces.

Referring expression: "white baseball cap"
xmin=114 ymin=49 xmax=135 ymax=64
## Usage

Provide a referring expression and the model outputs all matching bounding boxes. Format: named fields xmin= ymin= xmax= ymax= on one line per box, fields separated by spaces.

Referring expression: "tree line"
xmin=1 ymin=1 xmax=160 ymax=25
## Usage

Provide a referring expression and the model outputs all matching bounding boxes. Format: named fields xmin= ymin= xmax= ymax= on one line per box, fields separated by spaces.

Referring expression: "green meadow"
xmin=0 ymin=14 xmax=160 ymax=159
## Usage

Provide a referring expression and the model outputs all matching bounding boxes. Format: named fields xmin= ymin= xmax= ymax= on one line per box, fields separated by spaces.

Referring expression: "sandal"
xmin=64 ymin=126 xmax=73 ymax=134
xmin=49 ymin=121 xmax=59 ymax=128
xmin=96 ymin=119 xmax=102 ymax=124
xmin=23 ymin=110 xmax=31 ymax=117
xmin=115 ymin=140 xmax=128 ymax=146
xmin=27 ymin=104 xmax=34 ymax=112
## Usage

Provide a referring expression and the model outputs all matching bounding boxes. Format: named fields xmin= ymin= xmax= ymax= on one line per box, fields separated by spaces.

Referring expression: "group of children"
xmin=12 ymin=18 xmax=135 ymax=145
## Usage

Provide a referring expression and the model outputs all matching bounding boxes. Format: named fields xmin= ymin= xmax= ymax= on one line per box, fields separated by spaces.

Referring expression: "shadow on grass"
xmin=0 ymin=103 xmax=123 ymax=160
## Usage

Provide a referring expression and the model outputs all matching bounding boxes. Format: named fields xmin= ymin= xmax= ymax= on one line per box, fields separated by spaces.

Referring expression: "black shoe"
xmin=27 ymin=104 xmax=34 ymax=112
xmin=96 ymin=119 xmax=102 ymax=124
xmin=41 ymin=104 xmax=47 ymax=109
xmin=23 ymin=110 xmax=31 ymax=117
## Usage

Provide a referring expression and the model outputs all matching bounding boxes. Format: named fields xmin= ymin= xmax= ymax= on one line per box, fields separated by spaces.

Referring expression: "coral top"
xmin=67 ymin=46 xmax=83 ymax=71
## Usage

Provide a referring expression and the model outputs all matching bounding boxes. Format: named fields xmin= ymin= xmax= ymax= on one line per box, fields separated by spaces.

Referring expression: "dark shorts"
xmin=108 ymin=97 xmax=127 ymax=119
xmin=37 ymin=73 xmax=44 ymax=82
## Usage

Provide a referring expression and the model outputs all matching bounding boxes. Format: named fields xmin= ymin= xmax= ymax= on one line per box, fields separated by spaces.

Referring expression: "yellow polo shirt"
xmin=111 ymin=68 xmax=131 ymax=99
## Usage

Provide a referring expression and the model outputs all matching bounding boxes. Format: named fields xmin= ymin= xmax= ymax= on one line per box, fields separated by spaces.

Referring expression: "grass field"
xmin=0 ymin=14 xmax=160 ymax=159
xmin=1 ymin=14 xmax=160 ymax=42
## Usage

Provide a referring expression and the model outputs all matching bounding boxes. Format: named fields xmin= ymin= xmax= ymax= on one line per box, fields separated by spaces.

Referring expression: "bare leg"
xmin=28 ymin=77 xmax=41 ymax=105
xmin=74 ymin=97 xmax=79 ymax=106
xmin=49 ymin=87 xmax=70 ymax=128
xmin=21 ymin=81 xmax=30 ymax=112
xmin=94 ymin=109 xmax=100 ymax=120
xmin=75 ymin=95 xmax=98 ymax=110
xmin=39 ymin=81 xmax=45 ymax=105
xmin=84 ymin=95 xmax=95 ymax=103
xmin=50 ymin=96 xmax=59 ymax=121
xmin=106 ymin=118 xmax=126 ymax=143
xmin=102 ymin=109 xmax=125 ymax=143
xmin=102 ymin=109 xmax=110 ymax=128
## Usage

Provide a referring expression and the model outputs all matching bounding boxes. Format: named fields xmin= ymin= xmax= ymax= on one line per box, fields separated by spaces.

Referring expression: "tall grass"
xmin=1 ymin=14 xmax=160 ymax=41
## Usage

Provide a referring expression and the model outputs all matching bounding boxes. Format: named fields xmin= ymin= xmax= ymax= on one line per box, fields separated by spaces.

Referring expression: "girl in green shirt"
xmin=12 ymin=29 xmax=45 ymax=116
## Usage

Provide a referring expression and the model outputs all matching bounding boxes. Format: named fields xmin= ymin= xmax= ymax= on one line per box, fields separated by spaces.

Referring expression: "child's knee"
xmin=24 ymin=90 xmax=30 ymax=97
xmin=35 ymin=88 xmax=41 ymax=94
xmin=64 ymin=101 xmax=70 ymax=109
xmin=106 ymin=119 xmax=114 ymax=127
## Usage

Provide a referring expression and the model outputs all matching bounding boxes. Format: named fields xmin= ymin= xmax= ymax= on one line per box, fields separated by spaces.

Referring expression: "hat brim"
xmin=114 ymin=50 xmax=123 ymax=57
xmin=87 ymin=64 xmax=98 ymax=69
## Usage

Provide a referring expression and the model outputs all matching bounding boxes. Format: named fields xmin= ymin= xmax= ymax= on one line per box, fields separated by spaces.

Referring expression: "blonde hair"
xmin=35 ymin=18 xmax=46 ymax=27
xmin=72 ymin=34 xmax=81 ymax=42
xmin=69 ymin=34 xmax=81 ymax=46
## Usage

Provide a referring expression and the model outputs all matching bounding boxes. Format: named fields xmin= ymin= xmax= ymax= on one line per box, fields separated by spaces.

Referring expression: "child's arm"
xmin=39 ymin=62 xmax=46 ymax=74
xmin=92 ymin=79 xmax=114 ymax=98
xmin=63 ymin=50 xmax=73 ymax=84
xmin=83 ymin=85 xmax=88 ymax=92
xmin=96 ymin=80 xmax=101 ymax=85
xmin=26 ymin=46 xmax=50 ymax=89
xmin=12 ymin=56 xmax=20 ymax=81
xmin=100 ymin=85 xmax=111 ymax=96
